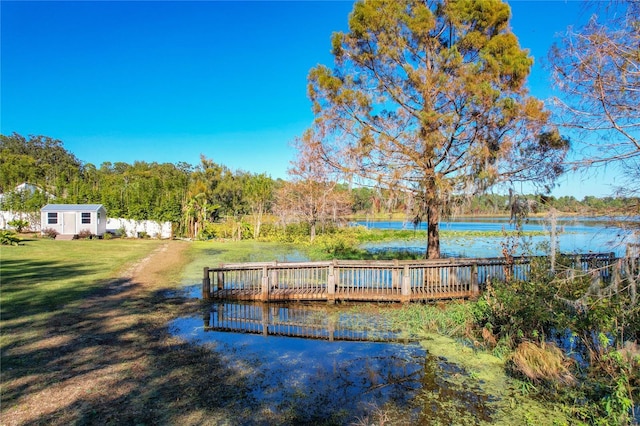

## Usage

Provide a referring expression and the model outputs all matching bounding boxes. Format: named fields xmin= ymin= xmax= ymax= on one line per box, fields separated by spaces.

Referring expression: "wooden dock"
xmin=203 ymin=253 xmax=617 ymax=303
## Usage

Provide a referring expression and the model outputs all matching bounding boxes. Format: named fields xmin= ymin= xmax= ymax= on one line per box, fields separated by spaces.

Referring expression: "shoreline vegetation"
xmin=2 ymin=237 xmax=638 ymax=424
xmin=355 ymin=228 xmax=549 ymax=240
xmin=2 ymin=134 xmax=639 ymax=244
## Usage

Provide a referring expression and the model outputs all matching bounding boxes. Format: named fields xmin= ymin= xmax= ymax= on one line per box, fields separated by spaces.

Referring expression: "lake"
xmin=356 ymin=216 xmax=637 ymax=258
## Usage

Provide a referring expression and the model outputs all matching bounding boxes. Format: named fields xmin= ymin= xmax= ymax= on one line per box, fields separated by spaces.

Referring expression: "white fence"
xmin=106 ymin=218 xmax=172 ymax=239
xmin=1 ymin=211 xmax=172 ymax=239
xmin=0 ymin=211 xmax=41 ymax=231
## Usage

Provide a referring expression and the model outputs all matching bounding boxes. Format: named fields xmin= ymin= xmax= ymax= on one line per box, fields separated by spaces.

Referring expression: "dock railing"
xmin=203 ymin=253 xmax=618 ymax=303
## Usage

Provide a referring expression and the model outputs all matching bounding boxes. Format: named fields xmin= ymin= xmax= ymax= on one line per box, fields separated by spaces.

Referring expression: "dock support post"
xmin=401 ymin=265 xmax=411 ymax=303
xmin=217 ymin=270 xmax=224 ymax=291
xmin=261 ymin=266 xmax=270 ymax=302
xmin=392 ymin=259 xmax=400 ymax=290
xmin=608 ymin=252 xmax=616 ymax=282
xmin=327 ymin=263 xmax=336 ymax=304
xmin=203 ymin=267 xmax=211 ymax=300
xmin=203 ymin=310 xmax=210 ymax=329
xmin=328 ymin=316 xmax=336 ymax=341
xmin=471 ymin=263 xmax=479 ymax=296
xmin=271 ymin=261 xmax=279 ymax=291
xmin=613 ymin=258 xmax=621 ymax=286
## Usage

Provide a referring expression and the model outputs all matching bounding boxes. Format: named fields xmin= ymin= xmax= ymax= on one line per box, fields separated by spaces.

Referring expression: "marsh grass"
xmin=380 ymin=301 xmax=481 ymax=339
xmin=354 ymin=227 xmax=546 ymax=243
xmin=254 ymin=225 xmax=548 ymax=260
xmin=510 ymin=341 xmax=575 ymax=386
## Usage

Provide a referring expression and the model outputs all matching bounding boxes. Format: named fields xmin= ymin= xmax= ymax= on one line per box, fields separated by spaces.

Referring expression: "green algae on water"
xmin=418 ymin=333 xmax=575 ymax=426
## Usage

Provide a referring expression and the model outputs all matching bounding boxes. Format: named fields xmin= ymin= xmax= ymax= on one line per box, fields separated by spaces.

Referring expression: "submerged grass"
xmin=383 ymin=301 xmax=478 ymax=338
xmin=363 ymin=296 xmax=571 ymax=423
xmin=181 ymin=240 xmax=308 ymax=281
xmin=418 ymin=333 xmax=575 ymax=426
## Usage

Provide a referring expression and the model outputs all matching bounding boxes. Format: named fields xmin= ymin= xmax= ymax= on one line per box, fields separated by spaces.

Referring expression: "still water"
xmin=357 ymin=216 xmax=636 ymax=257
xmin=171 ymin=297 xmax=496 ymax=424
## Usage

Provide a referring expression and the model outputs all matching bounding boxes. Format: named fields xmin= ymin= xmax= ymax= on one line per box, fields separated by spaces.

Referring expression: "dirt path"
xmin=2 ymin=241 xmax=254 ymax=426
xmin=125 ymin=239 xmax=185 ymax=288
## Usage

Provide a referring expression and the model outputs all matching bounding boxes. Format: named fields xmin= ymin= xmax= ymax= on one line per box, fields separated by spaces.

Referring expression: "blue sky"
xmin=0 ymin=1 xmax=619 ymax=198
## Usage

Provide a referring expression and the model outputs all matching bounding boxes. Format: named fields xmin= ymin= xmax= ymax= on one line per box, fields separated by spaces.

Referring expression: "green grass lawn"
xmin=1 ymin=238 xmax=164 ymax=325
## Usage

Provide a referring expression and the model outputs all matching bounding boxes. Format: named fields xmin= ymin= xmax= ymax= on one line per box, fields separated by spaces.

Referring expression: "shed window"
xmin=81 ymin=212 xmax=91 ymax=224
xmin=47 ymin=212 xmax=58 ymax=224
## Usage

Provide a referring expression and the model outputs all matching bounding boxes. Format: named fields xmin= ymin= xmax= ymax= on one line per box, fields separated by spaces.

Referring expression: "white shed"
xmin=41 ymin=204 xmax=107 ymax=237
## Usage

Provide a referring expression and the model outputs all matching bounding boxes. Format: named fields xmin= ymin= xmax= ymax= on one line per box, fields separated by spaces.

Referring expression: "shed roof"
xmin=41 ymin=204 xmax=106 ymax=212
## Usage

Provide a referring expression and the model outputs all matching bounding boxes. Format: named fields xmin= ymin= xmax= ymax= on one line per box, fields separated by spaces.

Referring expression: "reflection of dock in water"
xmin=203 ymin=302 xmax=413 ymax=343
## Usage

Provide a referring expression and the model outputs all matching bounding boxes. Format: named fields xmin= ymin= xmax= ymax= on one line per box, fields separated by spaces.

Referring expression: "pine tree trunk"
xmin=426 ymin=201 xmax=440 ymax=259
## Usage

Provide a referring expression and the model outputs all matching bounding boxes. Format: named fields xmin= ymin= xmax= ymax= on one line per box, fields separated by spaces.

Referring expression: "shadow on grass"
xmin=1 ymin=259 xmax=100 ymax=321
xmin=1 ymin=259 xmax=95 ymax=284
xmin=0 ymin=275 xmax=263 ymax=425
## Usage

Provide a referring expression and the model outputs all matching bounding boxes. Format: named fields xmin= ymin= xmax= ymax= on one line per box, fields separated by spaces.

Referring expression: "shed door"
xmin=63 ymin=212 xmax=76 ymax=235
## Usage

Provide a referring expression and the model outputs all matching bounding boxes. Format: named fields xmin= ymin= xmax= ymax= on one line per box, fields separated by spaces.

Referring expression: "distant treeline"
xmin=1 ymin=133 xmax=637 ymax=238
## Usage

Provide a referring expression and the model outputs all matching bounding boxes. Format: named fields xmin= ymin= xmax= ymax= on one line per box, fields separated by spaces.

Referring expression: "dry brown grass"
xmin=481 ymin=327 xmax=497 ymax=349
xmin=510 ymin=341 xmax=575 ymax=386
